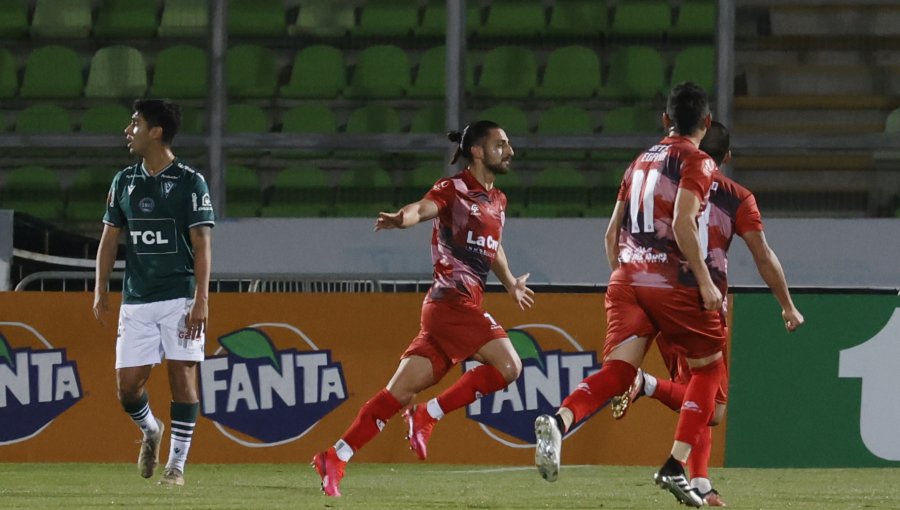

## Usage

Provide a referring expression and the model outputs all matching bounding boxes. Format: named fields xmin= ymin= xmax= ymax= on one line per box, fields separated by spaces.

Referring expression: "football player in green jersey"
xmin=93 ymin=99 xmax=214 ymax=487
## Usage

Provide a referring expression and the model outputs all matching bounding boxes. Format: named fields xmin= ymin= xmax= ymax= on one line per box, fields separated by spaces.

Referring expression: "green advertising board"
xmin=726 ymin=292 xmax=900 ymax=467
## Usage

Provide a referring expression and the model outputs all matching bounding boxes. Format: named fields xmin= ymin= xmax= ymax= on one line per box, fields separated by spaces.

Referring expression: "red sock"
xmin=687 ymin=425 xmax=712 ymax=480
xmin=674 ymin=358 xmax=725 ymax=447
xmin=653 ymin=378 xmax=687 ymax=412
xmin=561 ymin=359 xmax=636 ymax=425
xmin=437 ymin=364 xmax=508 ymax=414
xmin=341 ymin=388 xmax=403 ymax=452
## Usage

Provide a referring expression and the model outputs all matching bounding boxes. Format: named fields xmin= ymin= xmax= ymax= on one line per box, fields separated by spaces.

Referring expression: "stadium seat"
xmin=21 ymin=45 xmax=84 ymax=99
xmin=399 ymin=164 xmax=444 ymax=202
xmin=290 ymin=1 xmax=355 ymax=38
xmin=226 ymin=44 xmax=278 ymax=98
xmin=30 ymin=0 xmax=92 ymax=38
xmin=409 ymin=104 xmax=445 ymax=161
xmin=279 ymin=104 xmax=338 ymax=159
xmin=344 ymin=45 xmax=411 ymax=99
xmin=479 ymin=0 xmax=546 ymax=38
xmin=598 ymin=46 xmax=666 ymax=100
xmin=151 ymin=45 xmax=208 ymax=99
xmin=0 ymin=166 xmax=65 ymax=220
xmin=609 ymin=0 xmax=671 ymax=39
xmin=262 ymin=165 xmax=333 ymax=217
xmin=334 ymin=166 xmax=395 ymax=217
xmin=355 ymin=0 xmax=418 ymax=38
xmin=671 ymin=46 xmax=715 ymax=93
xmin=533 ymin=105 xmax=594 ymax=161
xmin=94 ymin=0 xmax=158 ymax=39
xmin=0 ymin=0 xmax=28 ymax=39
xmin=417 ymin=0 xmax=481 ymax=37
xmin=408 ymin=45 xmax=475 ymax=99
xmin=595 ymin=105 xmax=660 ymax=163
xmin=525 ymin=165 xmax=588 ymax=217
xmin=224 ymin=165 xmax=261 ymax=218
xmin=15 ymin=103 xmax=72 ymax=133
xmin=159 ymin=0 xmax=208 ymax=38
xmin=546 ymin=0 xmax=608 ymax=38
xmin=66 ymin=167 xmax=118 ymax=222
xmin=81 ymin=103 xmax=130 ymax=133
xmin=228 ymin=0 xmax=285 ymax=37
xmin=280 ymin=45 xmax=345 ymax=99
xmin=339 ymin=103 xmax=403 ymax=160
xmin=226 ymin=104 xmax=269 ymax=133
xmin=671 ymin=0 xmax=716 ymax=38
xmin=535 ymin=45 xmax=600 ymax=99
xmin=497 ymin=167 xmax=525 ymax=216
xmin=479 ymin=104 xmax=529 ymax=135
xmin=885 ymin=108 xmax=900 ymax=133
xmin=474 ymin=46 xmax=537 ymax=99
xmin=180 ymin=107 xmax=205 ymax=134
xmin=85 ymin=46 xmax=148 ymax=98
xmin=0 ymin=49 xmax=17 ymax=98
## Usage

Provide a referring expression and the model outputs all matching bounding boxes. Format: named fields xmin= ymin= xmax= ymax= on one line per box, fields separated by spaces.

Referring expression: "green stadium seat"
xmin=279 ymin=104 xmax=337 ymax=159
xmin=671 ymin=46 xmax=715 ymax=93
xmin=339 ymin=103 xmax=403 ymax=160
xmin=290 ymin=1 xmax=355 ymax=38
xmin=30 ymin=0 xmax=92 ymax=38
xmin=595 ymin=105 xmax=660 ymax=162
xmin=474 ymin=46 xmax=537 ymax=99
xmin=533 ymin=105 xmax=594 ymax=161
xmin=480 ymin=105 xmax=529 ymax=135
xmin=535 ymin=45 xmax=600 ymax=99
xmin=480 ymin=0 xmax=546 ymax=38
xmin=335 ymin=166 xmax=395 ymax=217
xmin=180 ymin=107 xmax=205 ymax=134
xmin=0 ymin=49 xmax=17 ymax=98
xmin=344 ymin=45 xmax=410 ymax=99
xmin=0 ymin=0 xmax=28 ymax=39
xmin=262 ymin=165 xmax=333 ymax=217
xmin=21 ymin=46 xmax=84 ymax=99
xmin=85 ymin=46 xmax=148 ymax=98
xmin=417 ymin=0 xmax=481 ymax=37
xmin=885 ymin=108 xmax=900 ymax=133
xmin=671 ymin=0 xmax=715 ymax=38
xmin=226 ymin=44 xmax=278 ymax=98
xmin=228 ymin=0 xmax=285 ymax=37
xmin=609 ymin=1 xmax=671 ymax=39
xmin=15 ymin=103 xmax=72 ymax=133
xmin=224 ymin=165 xmax=261 ymax=218
xmin=408 ymin=45 xmax=475 ymax=99
xmin=66 ymin=167 xmax=118 ymax=222
xmin=355 ymin=0 xmax=418 ymax=38
xmin=399 ymin=165 xmax=443 ymax=203
xmin=159 ymin=0 xmax=208 ymax=38
xmin=226 ymin=104 xmax=269 ymax=133
xmin=94 ymin=0 xmax=158 ymax=39
xmin=409 ymin=104 xmax=445 ymax=162
xmin=497 ymin=167 xmax=525 ymax=216
xmin=1 ymin=166 xmax=65 ymax=220
xmin=280 ymin=45 xmax=345 ymax=99
xmin=151 ymin=45 xmax=208 ymax=99
xmin=547 ymin=0 xmax=608 ymax=38
xmin=81 ymin=103 xmax=130 ymax=133
xmin=598 ymin=46 xmax=666 ymax=100
xmin=525 ymin=165 xmax=588 ymax=217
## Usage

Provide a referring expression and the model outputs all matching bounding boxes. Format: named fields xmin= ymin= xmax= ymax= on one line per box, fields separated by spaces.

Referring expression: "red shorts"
xmin=402 ymin=299 xmax=508 ymax=381
xmin=604 ymin=284 xmax=726 ymax=360
xmin=656 ymin=333 xmax=729 ymax=404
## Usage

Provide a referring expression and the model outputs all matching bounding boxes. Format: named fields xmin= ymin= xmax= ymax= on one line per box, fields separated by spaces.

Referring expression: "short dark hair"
xmin=448 ymin=120 xmax=501 ymax=164
xmin=666 ymin=82 xmax=710 ymax=136
xmin=133 ymin=99 xmax=181 ymax=145
xmin=699 ymin=121 xmax=730 ymax=166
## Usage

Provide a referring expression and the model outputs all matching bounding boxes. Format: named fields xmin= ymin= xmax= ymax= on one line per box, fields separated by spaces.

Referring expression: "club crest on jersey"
xmin=200 ymin=325 xmax=348 ymax=447
xmin=163 ymin=181 xmax=176 ymax=197
xmin=464 ymin=325 xmax=601 ymax=447
xmin=0 ymin=325 xmax=83 ymax=445
xmin=138 ymin=197 xmax=155 ymax=213
xmin=470 ymin=204 xmax=481 ymax=217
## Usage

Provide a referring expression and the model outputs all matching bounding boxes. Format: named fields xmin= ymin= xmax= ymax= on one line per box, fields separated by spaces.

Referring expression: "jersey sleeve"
xmin=188 ymin=174 xmax=216 ymax=228
xmin=735 ymin=192 xmax=764 ymax=235
xmin=423 ymin=178 xmax=455 ymax=211
xmin=102 ymin=173 xmax=125 ymax=227
xmin=679 ymin=153 xmax=716 ymax=202
xmin=616 ymin=165 xmax=633 ymax=202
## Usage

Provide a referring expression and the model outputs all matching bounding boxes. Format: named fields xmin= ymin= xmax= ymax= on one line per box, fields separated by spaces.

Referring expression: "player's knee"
xmin=498 ymin=357 xmax=522 ymax=384
xmin=116 ymin=387 xmax=142 ymax=406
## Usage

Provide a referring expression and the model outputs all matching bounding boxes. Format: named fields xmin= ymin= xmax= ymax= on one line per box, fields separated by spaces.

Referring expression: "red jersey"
xmin=704 ymin=173 xmax=764 ymax=294
xmin=423 ymin=169 xmax=507 ymax=305
xmin=610 ymin=136 xmax=717 ymax=289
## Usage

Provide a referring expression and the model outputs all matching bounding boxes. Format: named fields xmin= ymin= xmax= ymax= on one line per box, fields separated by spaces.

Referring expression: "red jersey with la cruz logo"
xmin=422 ymin=169 xmax=507 ymax=306
xmin=610 ymin=136 xmax=717 ymax=289
xmin=706 ymin=173 xmax=764 ymax=294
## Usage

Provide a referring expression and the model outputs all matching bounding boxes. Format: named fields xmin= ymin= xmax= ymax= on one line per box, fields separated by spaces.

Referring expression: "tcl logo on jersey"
xmin=127 ymin=218 xmax=177 ymax=255
xmin=464 ymin=325 xmax=601 ymax=447
xmin=200 ymin=325 xmax=347 ymax=447
xmin=0 ymin=324 xmax=82 ymax=445
xmin=129 ymin=231 xmax=170 ymax=245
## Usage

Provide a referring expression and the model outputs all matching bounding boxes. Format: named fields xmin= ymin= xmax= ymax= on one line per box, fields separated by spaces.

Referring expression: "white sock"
xmin=127 ymin=402 xmax=160 ymax=437
xmin=643 ymin=372 xmax=658 ymax=397
xmin=166 ymin=419 xmax=195 ymax=472
xmin=691 ymin=477 xmax=712 ymax=494
xmin=426 ymin=398 xmax=445 ymax=420
xmin=334 ymin=439 xmax=354 ymax=462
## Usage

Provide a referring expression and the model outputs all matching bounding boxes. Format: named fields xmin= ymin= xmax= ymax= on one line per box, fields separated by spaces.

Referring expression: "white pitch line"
xmin=438 ymin=465 xmax=596 ymax=475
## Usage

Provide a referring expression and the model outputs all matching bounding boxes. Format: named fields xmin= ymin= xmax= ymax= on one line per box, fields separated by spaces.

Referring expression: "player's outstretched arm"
xmin=491 ymin=244 xmax=534 ymax=310
xmin=673 ymin=189 xmax=722 ymax=311
xmin=605 ymin=200 xmax=626 ymax=271
xmin=374 ymin=198 xmax=439 ymax=231
xmin=93 ymin=224 xmax=121 ymax=326
xmin=742 ymin=230 xmax=804 ymax=332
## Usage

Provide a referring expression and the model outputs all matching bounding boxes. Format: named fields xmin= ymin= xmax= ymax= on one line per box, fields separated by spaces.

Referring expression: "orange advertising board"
xmin=0 ymin=292 xmax=728 ymax=466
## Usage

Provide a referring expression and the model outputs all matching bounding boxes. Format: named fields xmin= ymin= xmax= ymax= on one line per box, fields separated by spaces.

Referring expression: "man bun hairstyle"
xmin=448 ymin=120 xmax=501 ymax=164
xmin=699 ymin=120 xmax=730 ymax=166
xmin=666 ymin=81 xmax=710 ymax=136
xmin=133 ymin=98 xmax=181 ymax=145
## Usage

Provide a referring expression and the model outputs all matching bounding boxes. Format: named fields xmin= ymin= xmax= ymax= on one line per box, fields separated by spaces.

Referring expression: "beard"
xmin=485 ymin=158 xmax=511 ymax=175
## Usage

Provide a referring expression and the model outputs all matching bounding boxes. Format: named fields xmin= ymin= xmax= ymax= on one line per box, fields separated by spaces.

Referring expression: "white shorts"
xmin=115 ymin=297 xmax=205 ymax=369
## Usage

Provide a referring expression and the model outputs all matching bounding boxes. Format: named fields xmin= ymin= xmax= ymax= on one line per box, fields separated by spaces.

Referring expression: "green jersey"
xmin=103 ymin=158 xmax=215 ymax=304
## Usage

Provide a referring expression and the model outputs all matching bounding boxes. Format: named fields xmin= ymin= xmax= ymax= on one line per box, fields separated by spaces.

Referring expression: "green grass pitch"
xmin=1 ymin=463 xmax=897 ymax=509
